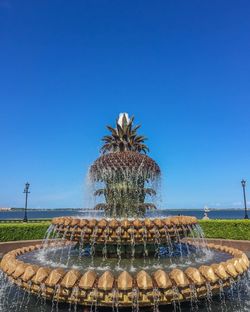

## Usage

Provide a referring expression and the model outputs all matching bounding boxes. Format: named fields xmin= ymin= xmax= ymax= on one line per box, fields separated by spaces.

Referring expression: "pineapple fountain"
xmin=0 ymin=114 xmax=249 ymax=312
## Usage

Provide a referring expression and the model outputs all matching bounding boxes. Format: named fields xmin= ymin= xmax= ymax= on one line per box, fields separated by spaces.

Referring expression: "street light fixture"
xmin=23 ymin=182 xmax=30 ymax=222
xmin=241 ymin=179 xmax=249 ymax=219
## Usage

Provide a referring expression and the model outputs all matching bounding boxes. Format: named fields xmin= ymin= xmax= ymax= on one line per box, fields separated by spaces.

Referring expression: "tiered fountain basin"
xmin=1 ymin=242 xmax=249 ymax=308
xmin=51 ymin=216 xmax=198 ymax=244
xmin=89 ymin=151 xmax=161 ymax=180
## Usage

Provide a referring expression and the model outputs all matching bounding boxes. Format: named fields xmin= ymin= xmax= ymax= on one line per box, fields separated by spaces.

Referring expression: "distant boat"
xmin=204 ymin=206 xmax=211 ymax=213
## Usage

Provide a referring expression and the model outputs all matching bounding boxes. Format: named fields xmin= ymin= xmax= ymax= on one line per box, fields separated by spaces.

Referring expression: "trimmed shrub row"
xmin=199 ymin=219 xmax=250 ymax=241
xmin=0 ymin=220 xmax=249 ymax=242
xmin=0 ymin=222 xmax=50 ymax=242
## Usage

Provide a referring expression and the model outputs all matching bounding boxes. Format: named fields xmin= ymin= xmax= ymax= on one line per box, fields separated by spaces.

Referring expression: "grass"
xmin=0 ymin=219 xmax=249 ymax=242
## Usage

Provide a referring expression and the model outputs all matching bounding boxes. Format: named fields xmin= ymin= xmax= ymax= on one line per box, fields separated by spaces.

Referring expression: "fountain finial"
xmin=117 ymin=112 xmax=130 ymax=127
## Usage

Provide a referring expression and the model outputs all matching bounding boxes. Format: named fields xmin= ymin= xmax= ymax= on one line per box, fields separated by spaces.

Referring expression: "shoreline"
xmin=1 ymin=208 xmax=249 ymax=212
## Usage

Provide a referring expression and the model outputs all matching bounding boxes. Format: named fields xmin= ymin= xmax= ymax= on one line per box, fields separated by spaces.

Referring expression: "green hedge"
xmin=199 ymin=219 xmax=250 ymax=240
xmin=0 ymin=222 xmax=50 ymax=242
xmin=0 ymin=220 xmax=249 ymax=242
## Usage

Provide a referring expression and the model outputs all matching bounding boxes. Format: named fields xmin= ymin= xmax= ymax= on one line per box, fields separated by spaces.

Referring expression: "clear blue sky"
xmin=0 ymin=0 xmax=250 ymax=209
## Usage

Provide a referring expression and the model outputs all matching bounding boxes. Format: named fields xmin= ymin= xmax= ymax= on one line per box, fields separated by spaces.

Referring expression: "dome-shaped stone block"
xmin=70 ymin=219 xmax=80 ymax=227
xmin=32 ymin=267 xmax=51 ymax=284
xmin=97 ymin=219 xmax=108 ymax=229
xmin=241 ymin=253 xmax=250 ymax=267
xmin=21 ymin=265 xmax=39 ymax=282
xmin=12 ymin=263 xmax=29 ymax=279
xmin=199 ymin=266 xmax=218 ymax=283
xmin=222 ymin=261 xmax=238 ymax=278
xmin=61 ymin=270 xmax=81 ymax=289
xmin=79 ymin=270 xmax=97 ymax=290
xmin=170 ymin=269 xmax=189 ymax=288
xmin=136 ymin=270 xmax=153 ymax=290
xmin=79 ymin=219 xmax=88 ymax=228
xmin=117 ymin=271 xmax=133 ymax=290
xmin=6 ymin=259 xmax=19 ymax=275
xmin=153 ymin=269 xmax=172 ymax=289
xmin=238 ymin=257 xmax=248 ymax=271
xmin=226 ymin=259 xmax=243 ymax=275
xmin=185 ymin=267 xmax=204 ymax=286
xmin=45 ymin=269 xmax=65 ymax=287
xmin=228 ymin=259 xmax=244 ymax=274
xmin=210 ymin=264 xmax=229 ymax=280
xmin=133 ymin=219 xmax=143 ymax=229
xmin=98 ymin=271 xmax=114 ymax=291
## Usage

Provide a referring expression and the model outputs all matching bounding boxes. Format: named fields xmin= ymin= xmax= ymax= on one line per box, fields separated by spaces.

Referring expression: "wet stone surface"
xmin=18 ymin=244 xmax=231 ymax=274
xmin=0 ymin=270 xmax=250 ymax=312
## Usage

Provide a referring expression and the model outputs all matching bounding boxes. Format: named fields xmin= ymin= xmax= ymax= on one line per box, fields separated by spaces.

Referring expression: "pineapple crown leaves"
xmin=100 ymin=114 xmax=149 ymax=154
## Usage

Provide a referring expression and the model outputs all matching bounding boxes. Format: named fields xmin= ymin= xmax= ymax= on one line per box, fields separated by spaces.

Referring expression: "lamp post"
xmin=241 ymin=179 xmax=249 ymax=219
xmin=23 ymin=182 xmax=30 ymax=222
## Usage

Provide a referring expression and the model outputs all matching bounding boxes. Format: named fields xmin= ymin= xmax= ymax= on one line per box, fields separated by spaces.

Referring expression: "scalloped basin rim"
xmin=50 ymin=216 xmax=198 ymax=244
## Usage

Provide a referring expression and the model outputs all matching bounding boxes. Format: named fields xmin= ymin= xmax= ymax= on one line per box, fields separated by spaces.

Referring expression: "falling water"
xmin=152 ymin=287 xmax=160 ymax=312
xmin=173 ymin=225 xmax=183 ymax=259
xmin=90 ymin=226 xmax=98 ymax=266
xmin=102 ymin=226 xmax=109 ymax=262
xmin=42 ymin=224 xmax=55 ymax=248
xmin=131 ymin=287 xmax=139 ymax=312
xmin=116 ymin=225 xmax=122 ymax=269
xmin=142 ymin=226 xmax=148 ymax=264
xmin=130 ymin=224 xmax=136 ymax=271
xmin=78 ymin=227 xmax=87 ymax=260
xmin=153 ymin=226 xmax=161 ymax=261
xmin=205 ymin=281 xmax=212 ymax=312
xmin=172 ymin=286 xmax=182 ymax=312
xmin=189 ymin=284 xmax=199 ymax=312
xmin=218 ymin=279 xmax=227 ymax=312
xmin=65 ymin=230 xmax=77 ymax=267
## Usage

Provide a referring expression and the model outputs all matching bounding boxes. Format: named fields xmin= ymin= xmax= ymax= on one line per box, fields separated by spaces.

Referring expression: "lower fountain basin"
xmin=19 ymin=243 xmax=229 ymax=274
xmin=1 ymin=242 xmax=249 ymax=308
